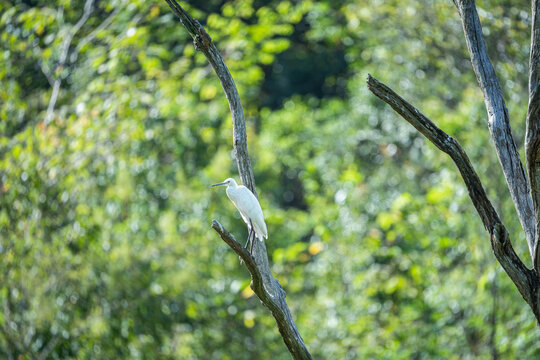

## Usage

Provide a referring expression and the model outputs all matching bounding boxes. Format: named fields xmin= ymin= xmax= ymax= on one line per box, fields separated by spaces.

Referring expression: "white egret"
xmin=210 ymin=178 xmax=268 ymax=254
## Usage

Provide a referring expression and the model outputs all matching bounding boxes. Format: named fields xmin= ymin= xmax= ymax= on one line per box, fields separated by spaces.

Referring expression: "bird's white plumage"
xmin=212 ymin=178 xmax=268 ymax=240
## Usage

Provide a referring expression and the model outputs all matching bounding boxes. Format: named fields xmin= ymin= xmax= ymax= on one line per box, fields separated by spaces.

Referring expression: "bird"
xmin=210 ymin=178 xmax=268 ymax=254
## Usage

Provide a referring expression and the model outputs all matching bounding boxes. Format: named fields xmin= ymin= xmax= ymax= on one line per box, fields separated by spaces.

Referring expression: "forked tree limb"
xmin=453 ymin=0 xmax=536 ymax=263
xmin=526 ymin=0 xmax=540 ymax=271
xmin=212 ymin=221 xmax=313 ymax=360
xmin=164 ymin=1 xmax=313 ymax=358
xmin=367 ymin=74 xmax=540 ymax=321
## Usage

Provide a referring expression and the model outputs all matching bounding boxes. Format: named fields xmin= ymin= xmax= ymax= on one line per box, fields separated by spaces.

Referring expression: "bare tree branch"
xmin=44 ymin=80 xmax=62 ymax=125
xmin=526 ymin=0 xmax=540 ymax=271
xmin=163 ymin=0 xmax=256 ymax=196
xmin=73 ymin=7 xmax=120 ymax=59
xmin=454 ymin=0 xmax=536 ymax=262
xmin=164 ymin=1 xmax=313 ymax=358
xmin=44 ymin=0 xmax=94 ymax=125
xmin=367 ymin=74 xmax=539 ymax=320
xmin=211 ymin=221 xmax=312 ymax=359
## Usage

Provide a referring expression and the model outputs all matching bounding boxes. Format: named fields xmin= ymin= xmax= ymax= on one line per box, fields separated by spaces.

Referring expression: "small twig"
xmin=44 ymin=0 xmax=94 ymax=125
xmin=73 ymin=7 xmax=120 ymax=59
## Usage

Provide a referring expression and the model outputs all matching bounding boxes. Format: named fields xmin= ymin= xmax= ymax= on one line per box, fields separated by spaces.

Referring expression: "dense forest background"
xmin=1 ymin=0 xmax=540 ymax=358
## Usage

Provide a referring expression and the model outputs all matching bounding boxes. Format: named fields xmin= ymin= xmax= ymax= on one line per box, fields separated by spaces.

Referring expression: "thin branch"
xmin=454 ymin=0 xmax=536 ymax=262
xmin=526 ymin=0 xmax=540 ymax=271
xmin=72 ymin=7 xmax=120 ymax=61
xmin=44 ymin=0 xmax=94 ymax=125
xmin=39 ymin=60 xmax=54 ymax=87
xmin=164 ymin=1 xmax=313 ymax=358
xmin=59 ymin=0 xmax=94 ymax=64
xmin=367 ymin=75 xmax=538 ymax=318
xmin=44 ymin=80 xmax=62 ymax=125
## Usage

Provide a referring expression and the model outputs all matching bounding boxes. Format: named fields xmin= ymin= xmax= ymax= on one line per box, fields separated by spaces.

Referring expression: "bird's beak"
xmin=210 ymin=182 xmax=227 ymax=188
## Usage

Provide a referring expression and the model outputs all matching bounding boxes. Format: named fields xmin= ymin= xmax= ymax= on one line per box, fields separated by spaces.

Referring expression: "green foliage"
xmin=1 ymin=0 xmax=539 ymax=359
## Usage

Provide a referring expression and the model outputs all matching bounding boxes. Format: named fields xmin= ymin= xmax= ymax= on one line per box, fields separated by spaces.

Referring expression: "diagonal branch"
xmin=525 ymin=0 xmax=540 ymax=271
xmin=211 ymin=222 xmax=313 ymax=360
xmin=71 ymin=7 xmax=120 ymax=62
xmin=212 ymin=221 xmax=265 ymax=287
xmin=367 ymin=75 xmax=538 ymax=318
xmin=164 ymin=0 xmax=256 ymax=197
xmin=165 ymin=1 xmax=312 ymax=358
xmin=367 ymin=75 xmax=496 ymax=229
xmin=454 ymin=0 xmax=536 ymax=262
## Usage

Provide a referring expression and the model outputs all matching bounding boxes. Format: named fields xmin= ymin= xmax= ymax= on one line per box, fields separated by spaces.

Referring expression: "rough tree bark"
xmin=456 ymin=0 xmax=535 ymax=259
xmin=525 ymin=0 xmax=540 ymax=272
xmin=164 ymin=1 xmax=313 ymax=358
xmin=368 ymin=0 xmax=540 ymax=322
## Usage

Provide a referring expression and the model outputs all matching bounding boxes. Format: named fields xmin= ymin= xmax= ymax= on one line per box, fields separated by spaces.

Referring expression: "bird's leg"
xmin=245 ymin=227 xmax=253 ymax=249
xmin=244 ymin=220 xmax=253 ymax=249
xmin=245 ymin=219 xmax=255 ymax=255
xmin=250 ymin=232 xmax=255 ymax=255
xmin=248 ymin=219 xmax=256 ymax=255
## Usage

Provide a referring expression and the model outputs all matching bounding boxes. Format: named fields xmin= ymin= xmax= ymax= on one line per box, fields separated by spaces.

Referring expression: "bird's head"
xmin=210 ymin=178 xmax=237 ymax=188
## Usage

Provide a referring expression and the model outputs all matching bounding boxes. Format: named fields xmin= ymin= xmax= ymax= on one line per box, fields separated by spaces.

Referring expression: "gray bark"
xmin=526 ymin=0 xmax=540 ymax=271
xmin=164 ymin=1 xmax=313 ymax=358
xmin=454 ymin=0 xmax=536 ymax=262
